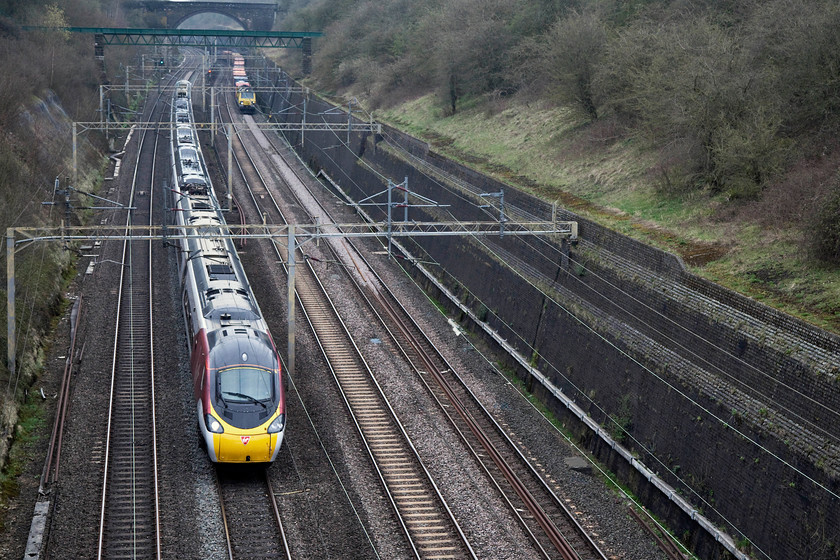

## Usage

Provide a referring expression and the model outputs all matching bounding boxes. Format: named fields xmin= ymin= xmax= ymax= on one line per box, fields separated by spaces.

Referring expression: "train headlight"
xmin=267 ymin=413 xmax=286 ymax=434
xmin=205 ymin=413 xmax=224 ymax=434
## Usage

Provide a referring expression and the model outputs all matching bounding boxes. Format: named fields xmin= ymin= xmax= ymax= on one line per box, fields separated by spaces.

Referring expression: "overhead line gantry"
xmin=6 ymin=219 xmax=578 ymax=383
xmin=22 ymin=26 xmax=323 ymax=74
xmin=22 ymin=27 xmax=322 ymax=49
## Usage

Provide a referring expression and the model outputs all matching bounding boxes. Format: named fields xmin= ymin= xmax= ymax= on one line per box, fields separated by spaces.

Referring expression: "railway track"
xmin=96 ymin=76 xmax=169 ymax=560
xmin=19 ymin=53 xmax=677 ymax=560
xmin=217 ymin=94 xmax=476 ymax=559
xmin=628 ymin=507 xmax=687 ymax=560
xmin=239 ymin=92 xmax=610 ymax=559
xmin=293 ymin=268 xmax=475 ymax=559
xmin=38 ymin=294 xmax=82 ymax=494
xmin=216 ymin=467 xmax=290 ymax=559
xmin=292 ymin=162 xmax=608 ymax=558
xmin=354 ymin=254 xmax=608 ymax=560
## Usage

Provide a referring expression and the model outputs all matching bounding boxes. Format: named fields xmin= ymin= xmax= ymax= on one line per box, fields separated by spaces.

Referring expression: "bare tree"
xmin=426 ymin=0 xmax=521 ymax=113
xmin=43 ymin=4 xmax=71 ymax=90
xmin=538 ymin=9 xmax=607 ymax=120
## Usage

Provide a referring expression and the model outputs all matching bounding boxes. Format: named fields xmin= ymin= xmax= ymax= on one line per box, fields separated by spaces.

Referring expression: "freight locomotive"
xmin=170 ymin=79 xmax=285 ymax=463
xmin=232 ymin=54 xmax=256 ymax=114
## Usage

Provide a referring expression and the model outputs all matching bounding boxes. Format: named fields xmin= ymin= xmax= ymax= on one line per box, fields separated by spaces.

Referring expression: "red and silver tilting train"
xmin=232 ymin=53 xmax=256 ymax=113
xmin=170 ymin=79 xmax=285 ymax=463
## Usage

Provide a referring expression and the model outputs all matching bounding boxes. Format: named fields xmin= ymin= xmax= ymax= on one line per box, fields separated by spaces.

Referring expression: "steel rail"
xmin=264 ymin=470 xmax=292 ymax=558
xmin=627 ymin=507 xmax=687 ymax=560
xmin=95 ymin=66 xmax=173 ymax=560
xmin=219 ymin=92 xmax=475 ymax=558
xmin=344 ymin=208 xmax=608 ymax=559
xmin=198 ymin=72 xmax=291 ymax=560
xmin=38 ymin=295 xmax=82 ymax=492
xmin=294 ymin=147 xmax=560 ymax=556
xmin=214 ymin=468 xmax=291 ymax=560
xmin=96 ymin=101 xmax=148 ymax=560
xmin=214 ymin=470 xmax=236 ymax=560
xmin=377 ymin=276 xmax=609 ymax=558
xmin=256 ymin=110 xmax=608 ymax=560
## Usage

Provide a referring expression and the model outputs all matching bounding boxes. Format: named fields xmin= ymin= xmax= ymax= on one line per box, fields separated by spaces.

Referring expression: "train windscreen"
xmin=218 ymin=366 xmax=275 ymax=403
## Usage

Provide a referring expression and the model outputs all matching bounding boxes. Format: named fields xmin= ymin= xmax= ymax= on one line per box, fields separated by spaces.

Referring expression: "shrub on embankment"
xmin=0 ymin=0 xmax=131 ymax=472
xmin=277 ymin=0 xmax=840 ymax=333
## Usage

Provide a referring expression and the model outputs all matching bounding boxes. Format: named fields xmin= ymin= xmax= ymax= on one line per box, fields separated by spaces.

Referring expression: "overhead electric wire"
xmin=370 ymin=125 xmax=840 ymax=440
xmin=266 ymin=84 xmax=837 ymax=559
xmin=543 ymin=243 xmax=840 ymax=438
xmin=218 ymin=87 xmax=382 ymax=557
xmin=430 ymin=185 xmax=840 ymax=442
xmin=409 ymin=171 xmax=840 ymax=498
xmin=279 ymin=357 xmax=382 ymax=559
xmin=311 ymin=102 xmax=840 ymax=473
xmin=395 ymin=252 xmax=701 ymax=560
xmin=6 ymin=170 xmax=67 ymax=394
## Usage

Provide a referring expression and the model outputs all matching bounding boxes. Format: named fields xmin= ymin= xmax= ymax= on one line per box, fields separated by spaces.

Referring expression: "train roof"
xmin=178 ymin=146 xmax=202 ymax=176
xmin=176 ymin=126 xmax=194 ymax=144
xmin=179 ymin=222 xmax=262 ymax=327
xmin=203 ymin=285 xmax=260 ymax=322
xmin=175 ymin=80 xmax=191 ymax=98
xmin=179 ymin=173 xmax=206 ymax=186
xmin=169 ymin=77 xmax=270 ymax=343
xmin=206 ymin=327 xmax=278 ymax=372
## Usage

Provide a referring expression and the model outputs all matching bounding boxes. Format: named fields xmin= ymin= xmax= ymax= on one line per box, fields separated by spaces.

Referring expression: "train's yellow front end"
xmin=216 ymin=431 xmax=281 ymax=463
xmin=204 ymin=409 xmax=286 ymax=463
xmin=237 ymin=89 xmax=256 ymax=114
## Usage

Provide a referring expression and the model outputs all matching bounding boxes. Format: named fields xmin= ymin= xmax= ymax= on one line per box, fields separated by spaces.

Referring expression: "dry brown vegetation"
xmin=278 ymin=0 xmax=840 ymax=331
xmin=0 ymin=0 xmax=133 ymax=443
xmin=281 ymin=0 xmax=840 ymax=255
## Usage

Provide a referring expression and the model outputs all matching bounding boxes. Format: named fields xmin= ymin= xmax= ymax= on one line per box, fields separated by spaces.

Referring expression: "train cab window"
xmin=218 ymin=366 xmax=274 ymax=404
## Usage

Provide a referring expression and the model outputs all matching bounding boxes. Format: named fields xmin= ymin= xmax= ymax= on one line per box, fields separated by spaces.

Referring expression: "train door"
xmin=190 ymin=333 xmax=207 ymax=399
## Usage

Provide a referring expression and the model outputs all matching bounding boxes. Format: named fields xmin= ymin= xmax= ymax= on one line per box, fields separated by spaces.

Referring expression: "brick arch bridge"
xmin=131 ymin=1 xmax=281 ymax=32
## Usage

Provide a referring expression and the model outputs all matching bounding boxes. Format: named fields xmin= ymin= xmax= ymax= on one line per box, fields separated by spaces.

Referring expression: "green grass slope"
xmin=376 ymin=94 xmax=840 ymax=334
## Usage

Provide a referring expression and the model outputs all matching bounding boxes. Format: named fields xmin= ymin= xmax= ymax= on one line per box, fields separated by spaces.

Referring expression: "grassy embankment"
xmin=0 ymin=399 xmax=46 ymax=532
xmin=375 ymin=94 xmax=840 ymax=335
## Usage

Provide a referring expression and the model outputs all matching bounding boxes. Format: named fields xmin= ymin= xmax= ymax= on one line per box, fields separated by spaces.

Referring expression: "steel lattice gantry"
xmin=23 ymin=26 xmax=321 ymax=74
xmin=23 ymin=26 xmax=322 ymax=49
xmin=6 ymin=220 xmax=578 ymax=382
xmin=71 ymin=119 xmax=380 ymax=188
